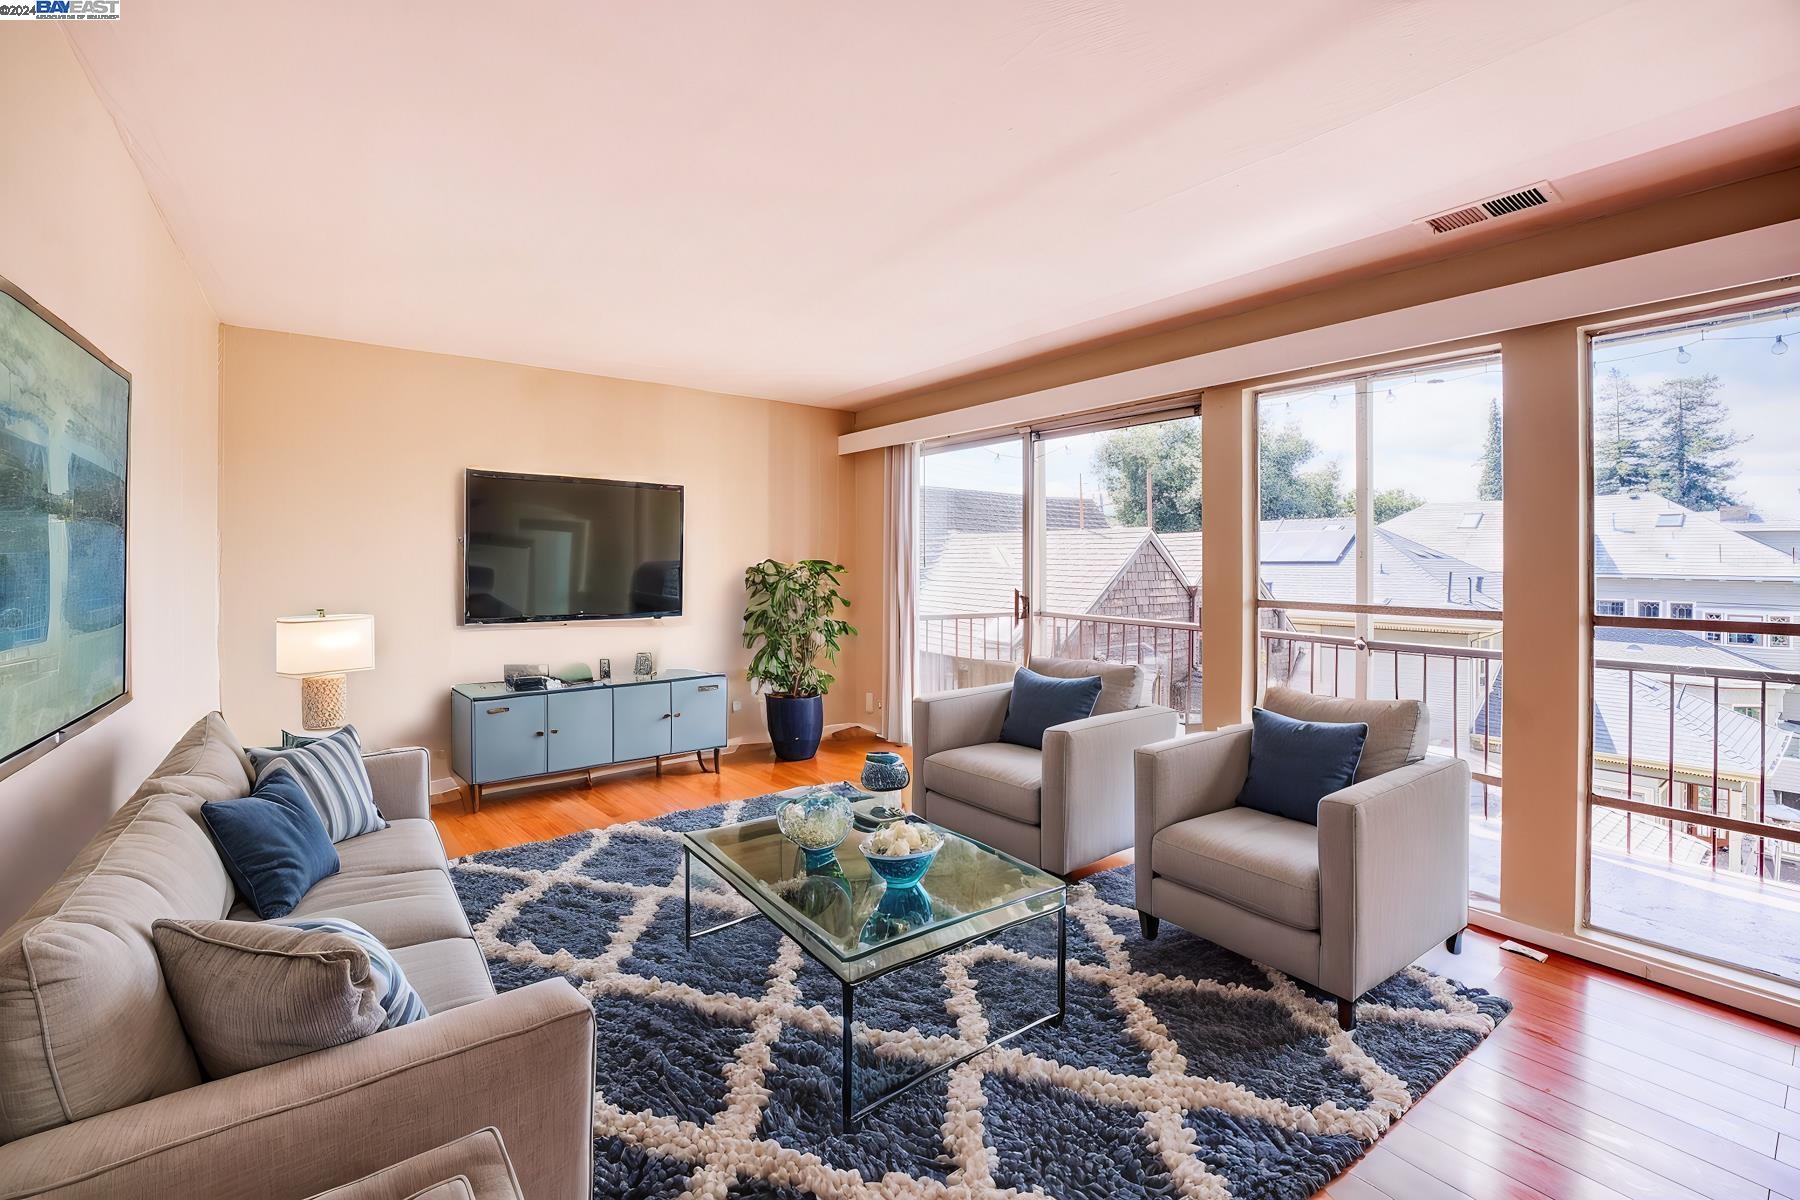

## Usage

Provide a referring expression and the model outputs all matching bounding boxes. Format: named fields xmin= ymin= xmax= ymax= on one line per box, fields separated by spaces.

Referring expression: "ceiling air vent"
xmin=1420 ymin=181 xmax=1559 ymax=235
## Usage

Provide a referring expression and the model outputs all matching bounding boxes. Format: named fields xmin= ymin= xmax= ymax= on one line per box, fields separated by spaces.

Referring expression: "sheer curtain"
xmin=881 ymin=443 xmax=917 ymax=743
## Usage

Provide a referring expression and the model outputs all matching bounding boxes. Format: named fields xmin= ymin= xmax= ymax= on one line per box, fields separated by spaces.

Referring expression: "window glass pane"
xmin=1034 ymin=416 xmax=1202 ymax=721
xmin=916 ymin=439 xmax=1024 ymax=693
xmin=1587 ymin=298 xmax=1800 ymax=984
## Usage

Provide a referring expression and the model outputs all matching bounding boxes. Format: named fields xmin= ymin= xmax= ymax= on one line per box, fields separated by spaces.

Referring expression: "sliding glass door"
xmin=915 ymin=436 xmax=1029 ymax=694
xmin=1585 ymin=296 xmax=1800 ymax=983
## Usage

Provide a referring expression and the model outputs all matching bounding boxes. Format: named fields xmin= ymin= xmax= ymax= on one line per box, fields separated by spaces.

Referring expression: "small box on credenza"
xmin=502 ymin=662 xmax=554 ymax=690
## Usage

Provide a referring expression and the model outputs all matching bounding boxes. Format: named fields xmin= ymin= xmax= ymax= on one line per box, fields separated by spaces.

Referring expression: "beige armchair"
xmin=913 ymin=657 xmax=1180 ymax=874
xmin=1133 ymin=687 xmax=1469 ymax=1029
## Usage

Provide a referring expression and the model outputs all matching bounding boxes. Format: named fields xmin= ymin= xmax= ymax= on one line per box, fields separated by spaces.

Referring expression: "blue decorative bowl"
xmin=860 ymin=751 xmax=911 ymax=795
xmin=863 ymin=844 xmax=940 ymax=890
xmin=776 ymin=787 xmax=852 ymax=862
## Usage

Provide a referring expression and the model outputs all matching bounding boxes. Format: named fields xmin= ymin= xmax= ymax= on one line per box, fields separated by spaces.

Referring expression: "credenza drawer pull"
xmin=487 ymin=706 xmax=510 ymax=715
xmin=534 ymin=730 xmax=546 ymax=737
xmin=697 ymin=684 xmax=720 ymax=693
xmin=671 ymin=712 xmax=683 ymax=719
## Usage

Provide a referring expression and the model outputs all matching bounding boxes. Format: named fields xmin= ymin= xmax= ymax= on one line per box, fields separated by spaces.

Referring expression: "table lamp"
xmin=276 ymin=610 xmax=375 ymax=731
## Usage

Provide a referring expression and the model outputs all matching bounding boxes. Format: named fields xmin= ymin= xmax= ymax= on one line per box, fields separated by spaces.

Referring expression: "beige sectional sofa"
xmin=0 ymin=714 xmax=594 ymax=1200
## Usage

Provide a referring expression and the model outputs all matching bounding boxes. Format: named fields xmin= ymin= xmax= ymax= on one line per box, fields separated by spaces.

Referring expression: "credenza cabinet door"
xmin=472 ymin=694 xmax=547 ymax=783
xmin=547 ymin=688 xmax=614 ymax=773
xmin=613 ymin=683 xmax=673 ymax=762
xmin=670 ymin=678 xmax=727 ymax=753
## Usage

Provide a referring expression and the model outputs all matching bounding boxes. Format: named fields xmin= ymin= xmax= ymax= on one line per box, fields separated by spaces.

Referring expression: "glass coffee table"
xmin=681 ymin=790 xmax=1066 ymax=1129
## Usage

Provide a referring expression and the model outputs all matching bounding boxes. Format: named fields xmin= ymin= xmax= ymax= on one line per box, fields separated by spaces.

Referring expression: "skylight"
xmin=1655 ymin=512 xmax=1685 ymax=528
xmin=1458 ymin=512 xmax=1483 ymax=529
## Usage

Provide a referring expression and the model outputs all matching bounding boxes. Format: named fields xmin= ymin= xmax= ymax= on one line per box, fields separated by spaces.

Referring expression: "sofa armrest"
xmin=1317 ymin=755 xmax=1470 ymax=1001
xmin=364 ymin=747 xmax=432 ymax=822
xmin=910 ymin=683 xmax=1012 ymax=817
xmin=1040 ymin=706 xmax=1180 ymax=873
xmin=0 ymin=980 xmax=594 ymax=1200
xmin=1132 ymin=725 xmax=1251 ymax=910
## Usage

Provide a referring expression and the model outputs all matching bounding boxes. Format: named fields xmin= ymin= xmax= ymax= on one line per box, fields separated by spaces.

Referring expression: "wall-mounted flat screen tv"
xmin=0 ymin=276 xmax=131 ymax=781
xmin=463 ymin=469 xmax=683 ymax=623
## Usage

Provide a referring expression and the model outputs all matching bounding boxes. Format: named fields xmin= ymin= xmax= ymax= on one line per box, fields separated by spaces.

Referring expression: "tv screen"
xmin=463 ymin=470 xmax=682 ymax=623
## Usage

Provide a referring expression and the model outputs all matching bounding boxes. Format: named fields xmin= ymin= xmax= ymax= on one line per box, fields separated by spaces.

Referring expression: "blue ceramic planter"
xmin=864 ymin=844 xmax=939 ymax=890
xmin=765 ymin=694 xmax=824 ymax=761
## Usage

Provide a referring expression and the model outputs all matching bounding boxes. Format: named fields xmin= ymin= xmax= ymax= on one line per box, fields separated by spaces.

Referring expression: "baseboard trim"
xmin=1469 ymin=908 xmax=1800 ymax=1029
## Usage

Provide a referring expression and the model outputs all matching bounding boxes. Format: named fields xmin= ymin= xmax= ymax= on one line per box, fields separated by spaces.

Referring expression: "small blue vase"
xmin=860 ymin=751 xmax=910 ymax=795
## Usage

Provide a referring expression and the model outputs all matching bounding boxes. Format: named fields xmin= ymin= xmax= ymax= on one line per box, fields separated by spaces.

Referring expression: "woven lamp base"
xmin=300 ymin=674 xmax=348 ymax=730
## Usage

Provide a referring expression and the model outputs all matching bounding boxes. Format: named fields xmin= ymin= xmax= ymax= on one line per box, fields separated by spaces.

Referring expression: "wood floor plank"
xmin=1397 ymin=1096 xmax=1638 ymax=1200
xmin=1318 ymin=1173 xmax=1392 ymax=1200
xmin=1439 ymin=1060 xmax=1766 ymax=1200
xmin=1334 ymin=1145 xmax=1473 ymax=1200
xmin=1378 ymin=1119 xmax=1553 ymax=1199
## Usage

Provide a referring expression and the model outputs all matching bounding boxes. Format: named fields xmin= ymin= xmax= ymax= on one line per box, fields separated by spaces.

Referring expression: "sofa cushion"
xmin=1152 ymin=807 xmax=1321 ymax=931
xmin=304 ymin=1127 xmax=523 ymax=1200
xmin=999 ymin=668 xmax=1101 ymax=750
xmin=151 ymin=918 xmax=387 ymax=1078
xmin=131 ymin=710 xmax=257 ymax=804
xmin=1029 ymin=656 xmax=1150 ymax=715
xmin=275 ymin=916 xmax=430 ymax=1029
xmin=0 ymin=789 xmax=236 ymax=1143
xmin=391 ymin=937 xmax=496 ymax=1013
xmin=280 ymin=869 xmax=473 ymax=949
xmin=1260 ymin=685 xmax=1426 ymax=781
xmin=333 ymin=819 xmax=450 ymax=878
xmin=250 ymin=726 xmax=387 ymax=842
xmin=1236 ymin=707 xmax=1367 ymax=825
xmin=203 ymin=770 xmax=342 ymax=919
xmin=923 ymin=743 xmax=1043 ymax=824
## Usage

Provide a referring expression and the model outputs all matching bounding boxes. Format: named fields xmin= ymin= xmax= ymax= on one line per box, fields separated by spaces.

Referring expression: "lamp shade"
xmin=275 ymin=612 xmax=375 ymax=677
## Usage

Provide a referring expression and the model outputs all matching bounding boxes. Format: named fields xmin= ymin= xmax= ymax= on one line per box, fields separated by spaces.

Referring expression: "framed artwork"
xmin=0 ymin=275 xmax=131 ymax=780
xmin=597 ymin=656 xmax=611 ymax=681
xmin=633 ymin=651 xmax=654 ymax=678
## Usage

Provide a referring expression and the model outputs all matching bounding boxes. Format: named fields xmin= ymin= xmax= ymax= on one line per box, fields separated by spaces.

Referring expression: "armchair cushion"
xmin=1261 ymin=685 xmax=1426 ymax=781
xmin=999 ymin=668 xmax=1101 ymax=749
xmin=1152 ymin=807 xmax=1321 ymax=930
xmin=1027 ymin=656 xmax=1150 ymax=715
xmin=1236 ymin=707 xmax=1366 ymax=824
xmin=923 ymin=743 xmax=1042 ymax=824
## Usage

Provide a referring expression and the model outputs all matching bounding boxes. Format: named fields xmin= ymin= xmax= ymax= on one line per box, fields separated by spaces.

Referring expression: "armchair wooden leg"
xmin=1336 ymin=997 xmax=1356 ymax=1030
xmin=1445 ymin=928 xmax=1465 ymax=954
xmin=1138 ymin=912 xmax=1159 ymax=940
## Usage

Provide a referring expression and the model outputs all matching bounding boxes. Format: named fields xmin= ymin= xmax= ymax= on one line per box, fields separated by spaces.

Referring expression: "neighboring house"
xmin=919 ymin=485 xmax=1106 ymax=572
xmin=1717 ymin=505 xmax=1800 ymax=562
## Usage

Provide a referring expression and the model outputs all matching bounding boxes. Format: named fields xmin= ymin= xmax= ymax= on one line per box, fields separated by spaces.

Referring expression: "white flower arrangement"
xmin=863 ymin=820 xmax=942 ymax=858
xmin=779 ymin=805 xmax=848 ymax=851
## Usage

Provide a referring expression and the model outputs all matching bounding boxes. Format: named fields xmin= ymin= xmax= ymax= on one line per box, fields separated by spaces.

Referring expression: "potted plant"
xmin=742 ymin=558 xmax=856 ymax=761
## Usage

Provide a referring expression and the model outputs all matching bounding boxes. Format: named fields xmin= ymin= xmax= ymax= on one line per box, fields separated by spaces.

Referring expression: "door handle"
xmin=671 ymin=712 xmax=683 ymax=719
xmin=660 ymin=713 xmax=672 ymax=720
xmin=533 ymin=730 xmax=545 ymax=737
xmin=1013 ymin=589 xmax=1029 ymax=622
xmin=549 ymin=728 xmax=559 ymax=734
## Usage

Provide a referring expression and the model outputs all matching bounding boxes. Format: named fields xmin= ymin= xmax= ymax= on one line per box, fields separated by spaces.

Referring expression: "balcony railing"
xmin=915 ymin=610 xmax=1017 ymax=695
xmin=1035 ymin=610 xmax=1202 ymax=723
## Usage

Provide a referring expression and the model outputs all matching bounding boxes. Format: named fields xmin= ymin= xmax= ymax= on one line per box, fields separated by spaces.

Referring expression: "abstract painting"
xmin=0 ymin=280 xmax=129 ymax=775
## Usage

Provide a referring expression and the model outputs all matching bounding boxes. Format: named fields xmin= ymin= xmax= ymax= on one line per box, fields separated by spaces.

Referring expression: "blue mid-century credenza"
xmin=450 ymin=669 xmax=728 ymax=809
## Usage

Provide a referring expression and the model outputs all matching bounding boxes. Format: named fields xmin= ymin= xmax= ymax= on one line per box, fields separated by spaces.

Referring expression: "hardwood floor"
xmin=432 ymin=729 xmax=1800 ymax=1200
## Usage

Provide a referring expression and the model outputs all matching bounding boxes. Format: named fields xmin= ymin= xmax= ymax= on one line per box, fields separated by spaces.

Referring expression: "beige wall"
xmin=0 ymin=30 xmax=222 ymax=925
xmin=217 ymin=328 xmax=863 ymax=785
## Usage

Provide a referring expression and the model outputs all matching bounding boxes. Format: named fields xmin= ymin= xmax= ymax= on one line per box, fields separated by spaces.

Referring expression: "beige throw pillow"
xmin=151 ymin=918 xmax=384 ymax=1078
xmin=1258 ymin=685 xmax=1428 ymax=781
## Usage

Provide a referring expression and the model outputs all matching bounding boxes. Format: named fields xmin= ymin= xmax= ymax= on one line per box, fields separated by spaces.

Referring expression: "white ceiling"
xmin=69 ymin=1 xmax=1800 ymax=407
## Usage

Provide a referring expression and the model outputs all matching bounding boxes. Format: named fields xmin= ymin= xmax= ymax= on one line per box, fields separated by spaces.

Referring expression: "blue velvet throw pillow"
xmin=201 ymin=770 xmax=340 ymax=919
xmin=999 ymin=667 xmax=1103 ymax=750
xmin=1236 ymin=707 xmax=1369 ymax=825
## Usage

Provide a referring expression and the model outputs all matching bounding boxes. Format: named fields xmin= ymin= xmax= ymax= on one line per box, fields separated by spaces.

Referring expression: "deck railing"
xmin=1034 ymin=610 xmax=1202 ymax=723
xmin=915 ymin=610 xmax=1017 ymax=695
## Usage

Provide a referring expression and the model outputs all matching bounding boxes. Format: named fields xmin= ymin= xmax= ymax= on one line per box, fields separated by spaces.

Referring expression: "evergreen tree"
xmin=1476 ymin=397 xmax=1503 ymax=501
xmin=1368 ymin=488 xmax=1426 ymax=523
xmin=1093 ymin=420 xmax=1202 ymax=531
xmin=1257 ymin=417 xmax=1351 ymax=520
xmin=1644 ymin=373 xmax=1745 ymax=510
xmin=1593 ymin=368 xmax=1654 ymax=496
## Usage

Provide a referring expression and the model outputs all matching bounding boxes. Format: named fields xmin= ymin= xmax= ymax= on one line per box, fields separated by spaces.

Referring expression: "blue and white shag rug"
xmin=450 ymin=788 xmax=1509 ymax=1200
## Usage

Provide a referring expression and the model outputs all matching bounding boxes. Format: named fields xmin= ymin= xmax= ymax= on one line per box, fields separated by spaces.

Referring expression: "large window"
xmin=1257 ymin=354 xmax=1503 ymax=903
xmin=915 ymin=410 xmax=1204 ymax=718
xmin=1586 ymin=297 xmax=1800 ymax=984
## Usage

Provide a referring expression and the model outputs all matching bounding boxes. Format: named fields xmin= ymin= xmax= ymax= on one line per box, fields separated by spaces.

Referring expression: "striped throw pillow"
xmin=250 ymin=725 xmax=386 ymax=842
xmin=274 ymin=916 xmax=428 ymax=1029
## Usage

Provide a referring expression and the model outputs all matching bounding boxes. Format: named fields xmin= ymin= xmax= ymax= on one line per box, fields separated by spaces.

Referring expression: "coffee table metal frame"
xmin=681 ymin=830 xmax=1066 ymax=1130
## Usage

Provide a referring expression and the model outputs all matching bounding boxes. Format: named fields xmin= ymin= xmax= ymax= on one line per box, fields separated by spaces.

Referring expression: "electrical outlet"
xmin=865 ymin=691 xmax=875 ymax=714
xmin=731 ymin=698 xmax=742 ymax=712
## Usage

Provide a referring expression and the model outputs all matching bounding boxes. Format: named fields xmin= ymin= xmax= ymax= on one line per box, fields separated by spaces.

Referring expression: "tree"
xmin=1644 ymin=374 xmax=1744 ymax=510
xmin=1476 ymin=397 xmax=1503 ymax=501
xmin=1094 ymin=420 xmax=1202 ymax=531
xmin=1371 ymin=488 xmax=1426 ymax=523
xmin=1593 ymin=368 xmax=1655 ymax=496
xmin=1257 ymin=417 xmax=1351 ymax=520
